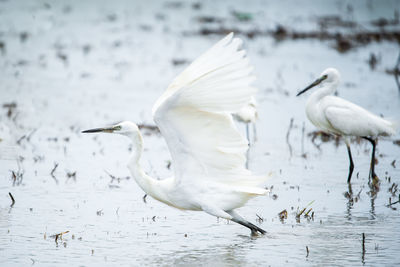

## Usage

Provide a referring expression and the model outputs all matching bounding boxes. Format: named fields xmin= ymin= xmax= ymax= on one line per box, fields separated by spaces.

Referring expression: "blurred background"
xmin=1 ymin=0 xmax=399 ymax=266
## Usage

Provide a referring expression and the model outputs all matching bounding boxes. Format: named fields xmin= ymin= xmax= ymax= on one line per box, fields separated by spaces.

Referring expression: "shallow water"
xmin=1 ymin=0 xmax=400 ymax=266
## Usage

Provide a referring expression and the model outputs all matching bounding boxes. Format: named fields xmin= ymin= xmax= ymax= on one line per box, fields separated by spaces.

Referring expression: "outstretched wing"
xmin=152 ymin=33 xmax=261 ymax=186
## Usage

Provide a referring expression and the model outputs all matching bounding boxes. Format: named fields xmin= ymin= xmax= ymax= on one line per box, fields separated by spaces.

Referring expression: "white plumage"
xmin=297 ymin=68 xmax=397 ymax=182
xmin=83 ymin=33 xmax=268 ymax=234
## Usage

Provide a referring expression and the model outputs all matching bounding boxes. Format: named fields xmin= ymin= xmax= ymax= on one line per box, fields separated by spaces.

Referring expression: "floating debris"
xmin=278 ymin=209 xmax=288 ymax=221
xmin=296 ymin=201 xmax=315 ymax=222
xmin=306 ymin=246 xmax=309 ymax=257
xmin=371 ymin=14 xmax=399 ymax=27
xmin=388 ymin=183 xmax=398 ymax=196
xmin=192 ymin=2 xmax=201 ymax=10
xmin=106 ymin=13 xmax=117 ymax=22
xmin=3 ymin=102 xmax=17 ymax=118
xmin=50 ymin=231 xmax=69 ymax=243
xmin=196 ymin=16 xmax=223 ymax=24
xmin=82 ymin=44 xmax=91 ymax=55
xmin=186 ymin=25 xmax=400 ymax=53
xmin=166 ymin=160 xmax=171 ymax=169
xmin=172 ymin=59 xmax=189 ymax=66
xmin=0 ymin=41 xmax=5 ymax=54
xmin=105 ymin=170 xmax=129 ymax=184
xmin=317 ymin=15 xmax=357 ymax=29
xmin=66 ymin=171 xmax=77 ymax=183
xmin=19 ymin=32 xmax=29 ymax=43
xmin=231 ymin=11 xmax=253 ymax=22
xmin=138 ymin=123 xmax=160 ymax=135
xmin=11 ymin=169 xmax=24 ymax=186
xmin=56 ymin=52 xmax=68 ymax=66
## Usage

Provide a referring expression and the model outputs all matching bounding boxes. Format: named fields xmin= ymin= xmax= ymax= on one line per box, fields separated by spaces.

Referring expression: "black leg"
xmin=363 ymin=137 xmax=378 ymax=180
xmin=231 ymin=218 xmax=266 ymax=235
xmin=226 ymin=210 xmax=266 ymax=235
xmin=346 ymin=143 xmax=354 ymax=183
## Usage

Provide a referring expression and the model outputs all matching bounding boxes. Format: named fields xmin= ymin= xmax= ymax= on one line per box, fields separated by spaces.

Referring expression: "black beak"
xmin=82 ymin=127 xmax=115 ymax=133
xmin=296 ymin=75 xmax=327 ymax=96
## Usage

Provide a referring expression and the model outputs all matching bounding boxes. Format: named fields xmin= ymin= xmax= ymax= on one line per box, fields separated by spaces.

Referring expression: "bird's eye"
xmin=114 ymin=125 xmax=122 ymax=130
xmin=322 ymin=74 xmax=328 ymax=79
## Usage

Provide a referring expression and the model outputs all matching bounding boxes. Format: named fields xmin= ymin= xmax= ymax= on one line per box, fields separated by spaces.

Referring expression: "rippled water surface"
xmin=1 ymin=0 xmax=400 ymax=266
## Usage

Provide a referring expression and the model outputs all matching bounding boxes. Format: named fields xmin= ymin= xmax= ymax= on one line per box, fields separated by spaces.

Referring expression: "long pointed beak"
xmin=296 ymin=76 xmax=327 ymax=96
xmin=82 ymin=126 xmax=116 ymax=133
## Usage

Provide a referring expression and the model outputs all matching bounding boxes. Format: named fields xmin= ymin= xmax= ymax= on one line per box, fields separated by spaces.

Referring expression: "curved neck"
xmin=125 ymin=131 xmax=170 ymax=203
xmin=309 ymin=81 xmax=338 ymax=102
xmin=126 ymin=131 xmax=156 ymax=195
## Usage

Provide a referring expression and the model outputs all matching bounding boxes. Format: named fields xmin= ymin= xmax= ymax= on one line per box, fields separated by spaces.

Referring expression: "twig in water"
xmin=9 ymin=192 xmax=15 ymax=207
xmin=256 ymin=214 xmax=264 ymax=222
xmin=305 ymin=208 xmax=313 ymax=217
xmin=395 ymin=51 xmax=400 ymax=92
xmin=50 ymin=163 xmax=59 ymax=184
xmin=51 ymin=231 xmax=69 ymax=243
xmin=105 ymin=170 xmax=116 ymax=183
xmin=286 ymin=118 xmax=294 ymax=158
xmin=306 ymin=246 xmax=309 ymax=257
xmin=297 ymin=207 xmax=307 ymax=218
xmin=296 ymin=200 xmax=315 ymax=220
xmin=386 ymin=199 xmax=400 ymax=207
xmin=278 ymin=209 xmax=288 ymax=221
xmin=301 ymin=122 xmax=306 ymax=157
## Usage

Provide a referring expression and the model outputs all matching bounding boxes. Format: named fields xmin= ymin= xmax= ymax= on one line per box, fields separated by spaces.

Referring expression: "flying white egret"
xmin=83 ymin=33 xmax=268 ymax=234
xmin=297 ymin=68 xmax=397 ymax=183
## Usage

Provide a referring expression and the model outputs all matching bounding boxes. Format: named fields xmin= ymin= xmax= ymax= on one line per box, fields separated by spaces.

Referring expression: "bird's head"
xmin=82 ymin=121 xmax=140 ymax=137
xmin=296 ymin=68 xmax=341 ymax=96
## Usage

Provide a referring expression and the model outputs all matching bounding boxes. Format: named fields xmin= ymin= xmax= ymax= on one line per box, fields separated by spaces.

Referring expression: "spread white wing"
xmin=152 ymin=33 xmax=263 ymax=186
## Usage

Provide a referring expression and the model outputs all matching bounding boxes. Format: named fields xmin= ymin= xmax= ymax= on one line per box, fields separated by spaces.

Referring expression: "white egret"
xmin=83 ymin=33 xmax=268 ymax=234
xmin=297 ymin=68 xmax=397 ymax=183
xmin=234 ymin=96 xmax=258 ymax=142
xmin=234 ymin=96 xmax=258 ymax=168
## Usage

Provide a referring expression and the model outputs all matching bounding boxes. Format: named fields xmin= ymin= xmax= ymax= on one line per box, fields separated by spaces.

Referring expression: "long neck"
xmin=126 ymin=131 xmax=158 ymax=196
xmin=305 ymin=81 xmax=339 ymax=124
xmin=309 ymin=81 xmax=338 ymax=102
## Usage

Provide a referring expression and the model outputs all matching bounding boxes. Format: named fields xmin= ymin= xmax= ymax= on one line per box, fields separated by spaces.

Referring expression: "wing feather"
xmin=324 ymin=96 xmax=396 ymax=136
xmin=153 ymin=33 xmax=265 ymax=186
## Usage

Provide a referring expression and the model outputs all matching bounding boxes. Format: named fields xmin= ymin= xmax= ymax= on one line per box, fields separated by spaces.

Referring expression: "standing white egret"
xmin=234 ymin=96 xmax=258 ymax=142
xmin=83 ymin=33 xmax=268 ymax=234
xmin=234 ymin=96 xmax=258 ymax=168
xmin=297 ymin=68 xmax=397 ymax=183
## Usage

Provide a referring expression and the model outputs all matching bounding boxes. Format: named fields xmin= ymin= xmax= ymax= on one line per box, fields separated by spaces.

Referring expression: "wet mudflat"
xmin=1 ymin=0 xmax=400 ymax=266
